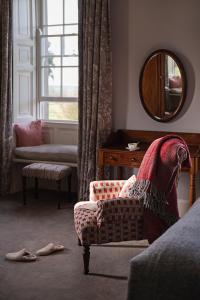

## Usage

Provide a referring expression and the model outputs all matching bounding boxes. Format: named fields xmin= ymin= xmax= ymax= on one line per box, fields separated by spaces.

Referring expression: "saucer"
xmin=125 ymin=147 xmax=140 ymax=151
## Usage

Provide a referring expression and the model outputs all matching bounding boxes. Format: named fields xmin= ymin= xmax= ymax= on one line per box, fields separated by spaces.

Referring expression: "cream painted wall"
xmin=112 ymin=0 xmax=200 ymax=131
xmin=111 ymin=0 xmax=200 ymax=213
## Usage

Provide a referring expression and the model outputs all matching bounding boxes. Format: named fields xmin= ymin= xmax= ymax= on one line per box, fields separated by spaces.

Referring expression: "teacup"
xmin=128 ymin=142 xmax=139 ymax=151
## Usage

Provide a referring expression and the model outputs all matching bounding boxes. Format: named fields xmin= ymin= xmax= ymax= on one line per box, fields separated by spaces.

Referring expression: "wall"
xmin=111 ymin=0 xmax=200 ymax=214
xmin=42 ymin=122 xmax=78 ymax=145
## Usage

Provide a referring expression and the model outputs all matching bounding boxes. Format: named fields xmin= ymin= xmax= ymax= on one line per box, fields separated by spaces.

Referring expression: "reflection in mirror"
xmin=165 ymin=56 xmax=182 ymax=115
xmin=140 ymin=50 xmax=186 ymax=122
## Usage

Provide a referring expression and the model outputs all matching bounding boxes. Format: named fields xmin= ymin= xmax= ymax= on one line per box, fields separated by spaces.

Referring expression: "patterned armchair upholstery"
xmin=74 ymin=136 xmax=190 ymax=275
xmin=74 ymin=176 xmax=144 ymax=274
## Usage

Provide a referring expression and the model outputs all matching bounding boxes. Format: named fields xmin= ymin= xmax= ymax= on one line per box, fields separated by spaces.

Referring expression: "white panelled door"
xmin=13 ymin=0 xmax=36 ymax=123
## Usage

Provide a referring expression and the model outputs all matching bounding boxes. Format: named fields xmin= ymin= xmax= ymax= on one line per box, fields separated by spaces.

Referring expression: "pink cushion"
xmin=14 ymin=120 xmax=43 ymax=147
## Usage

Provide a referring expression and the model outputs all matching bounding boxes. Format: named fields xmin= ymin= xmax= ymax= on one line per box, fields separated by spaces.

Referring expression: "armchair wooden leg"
xmin=78 ymin=238 xmax=81 ymax=246
xmin=83 ymin=246 xmax=90 ymax=274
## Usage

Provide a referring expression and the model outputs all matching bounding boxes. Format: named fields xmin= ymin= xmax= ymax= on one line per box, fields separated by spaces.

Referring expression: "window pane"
xmin=41 ymin=37 xmax=61 ymax=56
xmin=64 ymin=0 xmax=78 ymax=24
xmin=41 ymin=67 xmax=61 ymax=97
xmin=64 ymin=25 xmax=78 ymax=34
xmin=63 ymin=56 xmax=78 ymax=66
xmin=39 ymin=0 xmax=79 ymax=122
xmin=40 ymin=101 xmax=78 ymax=121
xmin=41 ymin=57 xmax=61 ymax=67
xmin=46 ymin=0 xmax=63 ymax=25
xmin=62 ymin=67 xmax=78 ymax=97
xmin=46 ymin=25 xmax=64 ymax=35
xmin=64 ymin=36 xmax=78 ymax=56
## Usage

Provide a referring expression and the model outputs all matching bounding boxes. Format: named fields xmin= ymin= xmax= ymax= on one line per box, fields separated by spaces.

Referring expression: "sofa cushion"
xmin=14 ymin=120 xmax=43 ymax=147
xmin=14 ymin=144 xmax=78 ymax=163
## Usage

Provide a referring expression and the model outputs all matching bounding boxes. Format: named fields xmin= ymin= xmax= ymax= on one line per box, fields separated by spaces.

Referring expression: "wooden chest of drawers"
xmin=98 ymin=129 xmax=200 ymax=206
xmin=101 ymin=148 xmax=144 ymax=168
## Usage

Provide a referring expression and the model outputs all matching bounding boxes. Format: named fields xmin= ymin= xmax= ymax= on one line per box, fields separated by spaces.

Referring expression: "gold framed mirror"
xmin=139 ymin=49 xmax=187 ymax=122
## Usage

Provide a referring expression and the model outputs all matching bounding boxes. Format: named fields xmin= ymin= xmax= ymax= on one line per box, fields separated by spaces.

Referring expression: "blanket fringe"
xmin=129 ymin=180 xmax=178 ymax=226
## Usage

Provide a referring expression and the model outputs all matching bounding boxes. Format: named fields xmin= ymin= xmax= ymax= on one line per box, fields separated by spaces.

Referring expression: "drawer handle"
xmin=110 ymin=156 xmax=118 ymax=161
xmin=131 ymin=158 xmax=137 ymax=162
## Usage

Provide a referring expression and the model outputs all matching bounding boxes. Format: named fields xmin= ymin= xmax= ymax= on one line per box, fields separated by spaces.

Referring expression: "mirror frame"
xmin=139 ymin=49 xmax=187 ymax=122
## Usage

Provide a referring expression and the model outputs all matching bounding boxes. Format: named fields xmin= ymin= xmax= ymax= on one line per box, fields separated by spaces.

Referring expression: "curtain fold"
xmin=0 ymin=0 xmax=13 ymax=194
xmin=78 ymin=0 xmax=112 ymax=201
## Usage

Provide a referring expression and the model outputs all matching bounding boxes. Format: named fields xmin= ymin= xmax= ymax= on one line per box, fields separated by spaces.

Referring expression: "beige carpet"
xmin=0 ymin=190 xmax=148 ymax=300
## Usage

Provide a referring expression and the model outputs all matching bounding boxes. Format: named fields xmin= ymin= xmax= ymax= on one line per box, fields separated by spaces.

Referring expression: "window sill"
xmin=42 ymin=120 xmax=78 ymax=128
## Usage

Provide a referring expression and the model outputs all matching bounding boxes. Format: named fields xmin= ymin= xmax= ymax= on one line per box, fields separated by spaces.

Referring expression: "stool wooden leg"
xmin=83 ymin=246 xmax=90 ymax=274
xmin=57 ymin=180 xmax=61 ymax=209
xmin=22 ymin=176 xmax=26 ymax=206
xmin=34 ymin=178 xmax=39 ymax=199
xmin=68 ymin=173 xmax=72 ymax=202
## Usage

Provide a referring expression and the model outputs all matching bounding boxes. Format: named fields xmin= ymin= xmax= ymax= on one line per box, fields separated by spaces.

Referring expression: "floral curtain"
xmin=78 ymin=0 xmax=112 ymax=201
xmin=0 ymin=0 xmax=13 ymax=194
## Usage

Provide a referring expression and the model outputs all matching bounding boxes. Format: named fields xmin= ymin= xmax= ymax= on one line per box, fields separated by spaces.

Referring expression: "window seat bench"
xmin=13 ymin=144 xmax=78 ymax=167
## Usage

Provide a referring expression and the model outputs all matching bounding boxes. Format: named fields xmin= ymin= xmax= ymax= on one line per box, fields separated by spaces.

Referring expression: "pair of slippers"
xmin=5 ymin=243 xmax=64 ymax=262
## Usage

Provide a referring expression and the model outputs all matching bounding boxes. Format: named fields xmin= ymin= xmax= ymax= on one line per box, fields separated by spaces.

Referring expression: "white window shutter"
xmin=13 ymin=0 xmax=36 ymax=123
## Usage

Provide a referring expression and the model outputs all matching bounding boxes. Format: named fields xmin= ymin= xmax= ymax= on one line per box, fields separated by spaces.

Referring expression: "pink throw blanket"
xmin=130 ymin=135 xmax=191 ymax=243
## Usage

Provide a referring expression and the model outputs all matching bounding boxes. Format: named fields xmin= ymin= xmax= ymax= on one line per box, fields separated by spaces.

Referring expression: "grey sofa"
xmin=127 ymin=200 xmax=200 ymax=300
xmin=12 ymin=125 xmax=78 ymax=167
xmin=14 ymin=144 xmax=78 ymax=167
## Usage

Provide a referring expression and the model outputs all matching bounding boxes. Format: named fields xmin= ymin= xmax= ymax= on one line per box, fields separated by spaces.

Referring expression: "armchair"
xmin=74 ymin=176 xmax=144 ymax=274
xmin=74 ymin=135 xmax=191 ymax=274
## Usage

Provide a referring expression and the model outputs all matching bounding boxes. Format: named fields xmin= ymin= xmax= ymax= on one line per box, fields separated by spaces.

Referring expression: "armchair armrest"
xmin=89 ymin=180 xmax=126 ymax=202
xmin=96 ymin=197 xmax=143 ymax=225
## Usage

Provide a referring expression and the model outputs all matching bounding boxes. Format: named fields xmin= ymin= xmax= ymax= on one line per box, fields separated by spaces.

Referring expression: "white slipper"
xmin=5 ymin=248 xmax=37 ymax=262
xmin=36 ymin=243 xmax=64 ymax=256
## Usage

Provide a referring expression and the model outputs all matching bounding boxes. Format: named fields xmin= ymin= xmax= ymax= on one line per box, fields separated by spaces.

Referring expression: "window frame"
xmin=36 ymin=0 xmax=79 ymax=123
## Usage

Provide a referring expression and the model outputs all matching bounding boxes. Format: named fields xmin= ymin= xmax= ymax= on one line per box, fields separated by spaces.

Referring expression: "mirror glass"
xmin=139 ymin=49 xmax=186 ymax=122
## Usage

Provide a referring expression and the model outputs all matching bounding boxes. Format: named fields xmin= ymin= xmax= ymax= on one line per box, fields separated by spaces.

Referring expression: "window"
xmin=167 ymin=56 xmax=180 ymax=77
xmin=38 ymin=0 xmax=78 ymax=122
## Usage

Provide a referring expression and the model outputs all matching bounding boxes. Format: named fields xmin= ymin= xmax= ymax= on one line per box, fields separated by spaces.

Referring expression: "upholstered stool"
xmin=22 ymin=163 xmax=72 ymax=208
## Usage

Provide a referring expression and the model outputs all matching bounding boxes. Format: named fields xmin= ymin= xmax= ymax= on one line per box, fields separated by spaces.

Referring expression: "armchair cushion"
xmin=96 ymin=198 xmax=143 ymax=225
xmin=119 ymin=174 xmax=136 ymax=198
xmin=74 ymin=201 xmax=97 ymax=212
xmin=89 ymin=180 xmax=126 ymax=202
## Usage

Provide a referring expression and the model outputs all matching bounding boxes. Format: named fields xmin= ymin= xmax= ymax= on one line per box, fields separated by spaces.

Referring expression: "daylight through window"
xmin=38 ymin=0 xmax=78 ymax=122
